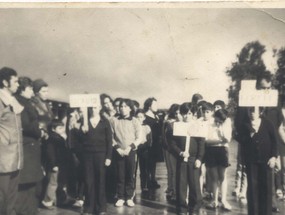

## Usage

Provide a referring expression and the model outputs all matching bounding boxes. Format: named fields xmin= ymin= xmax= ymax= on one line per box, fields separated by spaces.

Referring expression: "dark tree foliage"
xmin=275 ymin=47 xmax=285 ymax=103
xmin=225 ymin=41 xmax=269 ymax=116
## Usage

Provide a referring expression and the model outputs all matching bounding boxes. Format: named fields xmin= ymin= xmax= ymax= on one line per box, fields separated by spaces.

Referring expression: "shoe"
xmin=73 ymin=199 xmax=84 ymax=207
xmin=126 ymin=199 xmax=135 ymax=207
xmin=276 ymin=189 xmax=283 ymax=200
xmin=221 ymin=201 xmax=232 ymax=211
xmin=115 ymin=199 xmax=125 ymax=207
xmin=41 ymin=200 xmax=55 ymax=210
xmin=149 ymin=181 xmax=160 ymax=189
xmin=272 ymin=207 xmax=280 ymax=213
xmin=205 ymin=201 xmax=218 ymax=210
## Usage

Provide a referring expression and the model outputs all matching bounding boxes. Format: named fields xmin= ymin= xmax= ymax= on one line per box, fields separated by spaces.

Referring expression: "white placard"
xmin=69 ymin=94 xmax=100 ymax=108
xmin=239 ymin=89 xmax=278 ymax=107
xmin=173 ymin=121 xmax=207 ymax=138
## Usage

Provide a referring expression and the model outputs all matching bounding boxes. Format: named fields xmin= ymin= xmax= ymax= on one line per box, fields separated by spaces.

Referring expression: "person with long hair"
xmin=143 ymin=97 xmax=162 ymax=189
xmin=162 ymin=104 xmax=182 ymax=202
xmin=110 ymin=99 xmax=142 ymax=207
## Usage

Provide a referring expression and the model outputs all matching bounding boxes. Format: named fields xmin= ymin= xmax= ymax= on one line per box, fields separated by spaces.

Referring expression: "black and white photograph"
xmin=0 ymin=2 xmax=285 ymax=215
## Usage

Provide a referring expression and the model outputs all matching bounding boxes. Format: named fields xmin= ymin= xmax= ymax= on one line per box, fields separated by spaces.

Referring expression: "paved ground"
xmin=38 ymin=141 xmax=285 ymax=215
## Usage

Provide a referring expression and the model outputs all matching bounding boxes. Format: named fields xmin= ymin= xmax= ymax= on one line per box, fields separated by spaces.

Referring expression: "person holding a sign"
xmin=168 ymin=102 xmax=205 ymax=215
xmin=80 ymin=103 xmax=113 ymax=215
xmin=242 ymin=107 xmax=278 ymax=215
xmin=110 ymin=99 xmax=142 ymax=208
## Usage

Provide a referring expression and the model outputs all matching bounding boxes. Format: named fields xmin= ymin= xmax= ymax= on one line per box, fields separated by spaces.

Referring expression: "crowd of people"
xmin=0 ymin=67 xmax=284 ymax=215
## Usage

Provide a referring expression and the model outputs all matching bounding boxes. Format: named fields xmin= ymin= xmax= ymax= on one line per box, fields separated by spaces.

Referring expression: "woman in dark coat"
xmin=15 ymin=77 xmax=46 ymax=215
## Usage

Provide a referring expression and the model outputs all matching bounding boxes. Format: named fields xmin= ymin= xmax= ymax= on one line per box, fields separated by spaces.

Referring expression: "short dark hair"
xmin=202 ymin=102 xmax=214 ymax=112
xmin=191 ymin=93 xmax=203 ymax=104
xmin=120 ymin=98 xmax=135 ymax=117
xmin=143 ymin=97 xmax=157 ymax=112
xmin=51 ymin=119 xmax=64 ymax=130
xmin=214 ymin=109 xmax=228 ymax=123
xmin=213 ymin=100 xmax=226 ymax=110
xmin=167 ymin=103 xmax=180 ymax=120
xmin=16 ymin=76 xmax=33 ymax=95
xmin=0 ymin=67 xmax=17 ymax=89
xmin=180 ymin=102 xmax=198 ymax=115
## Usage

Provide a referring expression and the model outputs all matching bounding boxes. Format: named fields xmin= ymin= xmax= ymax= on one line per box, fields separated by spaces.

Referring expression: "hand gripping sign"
xmin=239 ymin=80 xmax=278 ymax=117
xmin=173 ymin=121 xmax=207 ymax=162
xmin=69 ymin=94 xmax=100 ymax=130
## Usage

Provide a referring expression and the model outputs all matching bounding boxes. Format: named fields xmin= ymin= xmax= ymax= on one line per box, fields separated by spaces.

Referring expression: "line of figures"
xmin=0 ymin=67 xmax=285 ymax=215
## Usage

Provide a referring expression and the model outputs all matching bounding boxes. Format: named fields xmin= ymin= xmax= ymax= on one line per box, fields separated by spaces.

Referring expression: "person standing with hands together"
xmin=80 ymin=103 xmax=113 ymax=215
xmin=110 ymin=99 xmax=142 ymax=208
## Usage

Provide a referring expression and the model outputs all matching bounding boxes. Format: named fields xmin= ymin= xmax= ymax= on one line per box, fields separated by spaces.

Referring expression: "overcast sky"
xmin=0 ymin=7 xmax=285 ymax=108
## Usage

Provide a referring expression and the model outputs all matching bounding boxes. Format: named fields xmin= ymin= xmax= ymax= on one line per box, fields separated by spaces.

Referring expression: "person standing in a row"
xmin=81 ymin=103 xmax=113 ymax=215
xmin=0 ymin=67 xmax=24 ymax=215
xmin=111 ymin=99 xmax=142 ymax=207
xmin=143 ymin=97 xmax=161 ymax=189
xmin=15 ymin=77 xmax=45 ymax=215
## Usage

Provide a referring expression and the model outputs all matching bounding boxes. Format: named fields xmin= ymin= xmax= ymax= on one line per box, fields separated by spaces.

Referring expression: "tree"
xmin=225 ymin=41 xmax=269 ymax=116
xmin=275 ymin=47 xmax=285 ymax=103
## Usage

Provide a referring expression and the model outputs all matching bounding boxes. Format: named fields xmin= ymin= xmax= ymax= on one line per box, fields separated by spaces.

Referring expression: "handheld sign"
xmin=69 ymin=94 xmax=100 ymax=129
xmin=173 ymin=121 xmax=206 ymax=162
xmin=239 ymin=80 xmax=278 ymax=118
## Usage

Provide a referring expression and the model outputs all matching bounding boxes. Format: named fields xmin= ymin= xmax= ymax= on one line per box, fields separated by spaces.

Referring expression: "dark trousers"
xmin=176 ymin=159 xmax=202 ymax=213
xmin=15 ymin=183 xmax=39 ymax=215
xmin=116 ymin=150 xmax=136 ymax=199
xmin=246 ymin=163 xmax=272 ymax=215
xmin=0 ymin=170 xmax=20 ymax=215
xmin=137 ymin=148 xmax=149 ymax=189
xmin=106 ymin=148 xmax=117 ymax=202
xmin=83 ymin=152 xmax=107 ymax=214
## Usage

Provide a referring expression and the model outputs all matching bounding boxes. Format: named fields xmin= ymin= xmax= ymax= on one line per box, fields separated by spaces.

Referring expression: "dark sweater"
xmin=46 ymin=132 xmax=69 ymax=171
xmin=81 ymin=118 xmax=113 ymax=159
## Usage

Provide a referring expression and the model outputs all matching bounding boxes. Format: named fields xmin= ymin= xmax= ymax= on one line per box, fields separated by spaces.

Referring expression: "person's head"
xmin=143 ymin=97 xmax=158 ymax=113
xmin=197 ymin=100 xmax=207 ymax=118
xmin=257 ymin=72 xmax=272 ymax=90
xmin=33 ymin=79 xmax=49 ymax=101
xmin=202 ymin=102 xmax=214 ymax=120
xmin=180 ymin=102 xmax=198 ymax=123
xmin=133 ymin=100 xmax=140 ymax=112
xmin=167 ymin=103 xmax=182 ymax=121
xmin=120 ymin=99 xmax=135 ymax=118
xmin=135 ymin=109 xmax=146 ymax=124
xmin=113 ymin=97 xmax=123 ymax=114
xmin=191 ymin=93 xmax=203 ymax=105
xmin=214 ymin=109 xmax=228 ymax=126
xmin=51 ymin=119 xmax=65 ymax=136
xmin=100 ymin=94 xmax=114 ymax=113
xmin=88 ymin=102 xmax=102 ymax=118
xmin=0 ymin=67 xmax=19 ymax=94
xmin=247 ymin=107 xmax=265 ymax=121
xmin=213 ymin=100 xmax=226 ymax=112
xmin=16 ymin=77 xmax=34 ymax=99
